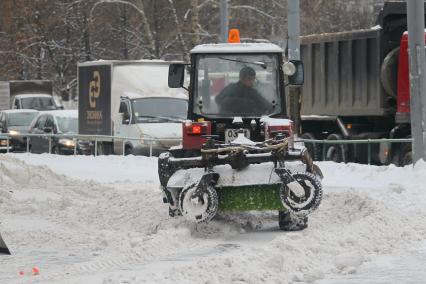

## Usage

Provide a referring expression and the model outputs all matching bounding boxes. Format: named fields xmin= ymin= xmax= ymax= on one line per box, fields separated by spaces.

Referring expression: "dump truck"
xmin=0 ymin=80 xmax=59 ymax=111
xmin=299 ymin=1 xmax=423 ymax=166
xmin=158 ymin=30 xmax=323 ymax=231
xmin=78 ymin=60 xmax=188 ymax=155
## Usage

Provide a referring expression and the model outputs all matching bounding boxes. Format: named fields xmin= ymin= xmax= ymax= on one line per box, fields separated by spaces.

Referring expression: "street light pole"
xmin=407 ymin=0 xmax=426 ymax=163
xmin=220 ymin=0 xmax=229 ymax=43
xmin=287 ymin=0 xmax=301 ymax=61
xmin=287 ymin=0 xmax=302 ymax=135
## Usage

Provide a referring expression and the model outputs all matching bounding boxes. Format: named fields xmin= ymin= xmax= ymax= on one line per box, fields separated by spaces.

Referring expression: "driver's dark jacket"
xmin=215 ymin=81 xmax=271 ymax=115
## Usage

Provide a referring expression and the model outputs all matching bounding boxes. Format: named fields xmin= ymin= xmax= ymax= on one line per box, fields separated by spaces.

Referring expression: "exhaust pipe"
xmin=0 ymin=233 xmax=10 ymax=255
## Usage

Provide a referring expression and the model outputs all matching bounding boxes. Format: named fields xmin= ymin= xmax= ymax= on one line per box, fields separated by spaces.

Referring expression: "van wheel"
xmin=125 ymin=145 xmax=134 ymax=156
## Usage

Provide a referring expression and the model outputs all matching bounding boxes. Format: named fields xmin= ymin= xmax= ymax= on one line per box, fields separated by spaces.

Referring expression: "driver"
xmin=215 ymin=66 xmax=272 ymax=115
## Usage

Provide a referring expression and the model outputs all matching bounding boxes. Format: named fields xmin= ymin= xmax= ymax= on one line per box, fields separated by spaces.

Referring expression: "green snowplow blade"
xmin=216 ymin=183 xmax=286 ymax=212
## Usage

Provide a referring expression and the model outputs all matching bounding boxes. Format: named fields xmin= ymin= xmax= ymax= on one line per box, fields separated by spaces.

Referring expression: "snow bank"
xmin=1 ymin=154 xmax=425 ymax=284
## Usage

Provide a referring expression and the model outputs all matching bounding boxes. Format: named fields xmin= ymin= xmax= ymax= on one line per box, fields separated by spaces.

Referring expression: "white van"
xmin=78 ymin=60 xmax=188 ymax=155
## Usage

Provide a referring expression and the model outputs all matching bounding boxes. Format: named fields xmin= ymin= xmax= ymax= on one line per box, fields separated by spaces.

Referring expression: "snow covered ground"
xmin=1 ymin=153 xmax=426 ymax=283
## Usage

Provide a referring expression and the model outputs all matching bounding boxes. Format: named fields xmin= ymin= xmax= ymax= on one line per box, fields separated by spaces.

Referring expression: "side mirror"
xmin=44 ymin=127 xmax=53 ymax=133
xmin=168 ymin=64 xmax=185 ymax=88
xmin=284 ymin=60 xmax=304 ymax=86
xmin=123 ymin=112 xmax=130 ymax=124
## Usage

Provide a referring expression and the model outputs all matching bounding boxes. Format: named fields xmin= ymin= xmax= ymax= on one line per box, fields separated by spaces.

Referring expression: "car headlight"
xmin=8 ymin=130 xmax=19 ymax=136
xmin=58 ymin=138 xmax=75 ymax=147
xmin=0 ymin=140 xmax=7 ymax=146
xmin=140 ymin=133 xmax=156 ymax=145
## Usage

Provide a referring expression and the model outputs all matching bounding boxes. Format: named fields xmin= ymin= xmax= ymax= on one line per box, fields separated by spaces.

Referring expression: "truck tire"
xmin=381 ymin=47 xmax=399 ymax=99
xmin=301 ymin=132 xmax=320 ymax=161
xmin=325 ymin=134 xmax=347 ymax=163
xmin=399 ymin=143 xmax=412 ymax=166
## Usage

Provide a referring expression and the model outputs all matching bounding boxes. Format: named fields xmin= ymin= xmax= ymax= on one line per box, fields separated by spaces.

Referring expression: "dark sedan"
xmin=0 ymin=109 xmax=39 ymax=152
xmin=28 ymin=110 xmax=79 ymax=155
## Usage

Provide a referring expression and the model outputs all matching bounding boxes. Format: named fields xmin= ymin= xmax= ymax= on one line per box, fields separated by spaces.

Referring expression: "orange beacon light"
xmin=228 ymin=29 xmax=241 ymax=43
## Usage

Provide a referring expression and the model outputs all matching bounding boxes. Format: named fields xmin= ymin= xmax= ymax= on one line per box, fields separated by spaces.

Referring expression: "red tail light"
xmin=185 ymin=121 xmax=209 ymax=135
xmin=192 ymin=125 xmax=201 ymax=134
xmin=183 ymin=121 xmax=212 ymax=149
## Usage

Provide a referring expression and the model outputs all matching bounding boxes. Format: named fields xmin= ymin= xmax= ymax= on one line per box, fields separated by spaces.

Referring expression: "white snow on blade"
xmin=168 ymin=161 xmax=307 ymax=188
xmin=0 ymin=154 xmax=426 ymax=284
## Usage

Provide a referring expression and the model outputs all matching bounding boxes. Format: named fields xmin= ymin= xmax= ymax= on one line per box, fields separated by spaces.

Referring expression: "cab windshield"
xmin=21 ymin=96 xmax=56 ymax=110
xmin=132 ymin=97 xmax=188 ymax=123
xmin=194 ymin=53 xmax=281 ymax=118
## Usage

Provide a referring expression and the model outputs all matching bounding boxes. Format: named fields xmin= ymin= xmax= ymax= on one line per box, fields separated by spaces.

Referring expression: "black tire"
xmin=325 ymin=133 xmax=347 ymax=163
xmin=278 ymin=211 xmax=308 ymax=231
xmin=178 ymin=183 xmax=218 ymax=223
xmin=301 ymin=132 xmax=321 ymax=161
xmin=380 ymin=47 xmax=399 ymax=99
xmin=280 ymin=172 xmax=322 ymax=215
xmin=52 ymin=146 xmax=60 ymax=155
xmin=124 ymin=145 xmax=133 ymax=156
xmin=399 ymin=143 xmax=412 ymax=166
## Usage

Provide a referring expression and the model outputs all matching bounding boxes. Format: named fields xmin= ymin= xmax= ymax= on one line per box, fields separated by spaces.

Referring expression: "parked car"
xmin=0 ymin=109 xmax=39 ymax=152
xmin=28 ymin=110 xmax=78 ymax=154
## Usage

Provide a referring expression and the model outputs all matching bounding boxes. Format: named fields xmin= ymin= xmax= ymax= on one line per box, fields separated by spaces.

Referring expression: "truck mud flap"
xmin=0 ymin=232 xmax=10 ymax=255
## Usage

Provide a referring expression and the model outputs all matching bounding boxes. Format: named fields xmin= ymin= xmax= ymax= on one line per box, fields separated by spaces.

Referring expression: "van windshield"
xmin=21 ymin=96 xmax=56 ymax=110
xmin=194 ymin=53 xmax=281 ymax=118
xmin=132 ymin=98 xmax=188 ymax=123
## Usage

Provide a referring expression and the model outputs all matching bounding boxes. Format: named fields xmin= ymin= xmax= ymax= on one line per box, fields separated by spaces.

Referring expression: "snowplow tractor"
xmin=0 ymin=233 xmax=10 ymax=255
xmin=159 ymin=38 xmax=323 ymax=230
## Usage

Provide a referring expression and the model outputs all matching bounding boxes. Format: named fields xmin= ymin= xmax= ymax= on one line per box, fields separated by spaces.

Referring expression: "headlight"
xmin=283 ymin=61 xmax=296 ymax=76
xmin=0 ymin=140 xmax=7 ymax=146
xmin=58 ymin=138 xmax=75 ymax=147
xmin=8 ymin=130 xmax=19 ymax=136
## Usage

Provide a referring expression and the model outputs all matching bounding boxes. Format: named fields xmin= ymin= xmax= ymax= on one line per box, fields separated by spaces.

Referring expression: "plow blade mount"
xmin=159 ymin=137 xmax=323 ymax=223
xmin=0 ymin=232 xmax=10 ymax=255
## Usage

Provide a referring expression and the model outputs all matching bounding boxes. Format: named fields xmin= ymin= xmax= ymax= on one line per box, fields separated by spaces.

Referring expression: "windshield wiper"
xmin=218 ymin=57 xmax=267 ymax=69
xmin=138 ymin=115 xmax=183 ymax=123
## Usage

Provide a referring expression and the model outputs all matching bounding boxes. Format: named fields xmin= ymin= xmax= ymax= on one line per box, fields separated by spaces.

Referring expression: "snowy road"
xmin=1 ymin=154 xmax=426 ymax=283
xmin=318 ymin=243 xmax=426 ymax=284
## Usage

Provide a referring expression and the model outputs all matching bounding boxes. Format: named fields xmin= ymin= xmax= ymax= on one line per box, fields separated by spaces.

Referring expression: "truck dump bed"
xmin=300 ymin=28 xmax=387 ymax=117
xmin=299 ymin=1 xmax=422 ymax=118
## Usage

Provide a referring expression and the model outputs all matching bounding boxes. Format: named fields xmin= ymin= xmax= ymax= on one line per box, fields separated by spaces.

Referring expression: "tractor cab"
xmin=169 ymin=36 xmax=303 ymax=153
